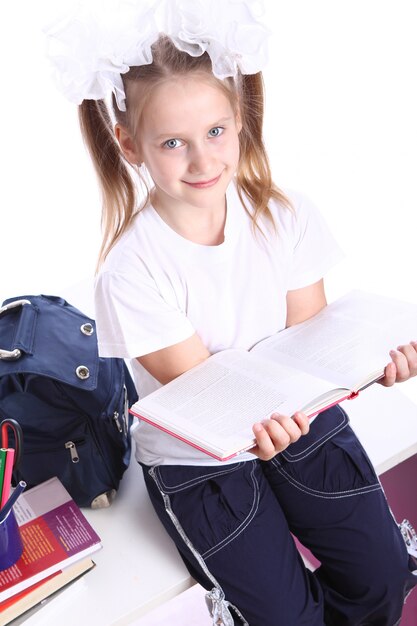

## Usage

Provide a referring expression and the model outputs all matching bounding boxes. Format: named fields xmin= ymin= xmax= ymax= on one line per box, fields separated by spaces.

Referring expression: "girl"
xmin=47 ymin=1 xmax=417 ymax=624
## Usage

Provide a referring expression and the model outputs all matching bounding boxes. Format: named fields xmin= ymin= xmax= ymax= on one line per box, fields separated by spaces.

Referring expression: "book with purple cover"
xmin=0 ymin=477 xmax=101 ymax=603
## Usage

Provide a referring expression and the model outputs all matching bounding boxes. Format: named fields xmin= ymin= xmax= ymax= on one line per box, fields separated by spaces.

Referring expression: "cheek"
xmin=214 ymin=137 xmax=240 ymax=165
xmin=228 ymin=136 xmax=241 ymax=165
xmin=146 ymin=155 xmax=179 ymax=183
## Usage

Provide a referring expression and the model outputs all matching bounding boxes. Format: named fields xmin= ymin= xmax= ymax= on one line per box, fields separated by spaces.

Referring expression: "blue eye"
xmin=163 ymin=138 xmax=182 ymax=149
xmin=208 ymin=127 xmax=224 ymax=138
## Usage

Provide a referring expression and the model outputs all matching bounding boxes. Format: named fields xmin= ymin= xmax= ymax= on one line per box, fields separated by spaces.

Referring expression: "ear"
xmin=114 ymin=124 xmax=142 ymax=165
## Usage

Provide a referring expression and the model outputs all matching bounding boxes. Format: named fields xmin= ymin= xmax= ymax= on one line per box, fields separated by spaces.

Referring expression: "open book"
xmin=130 ymin=290 xmax=417 ymax=461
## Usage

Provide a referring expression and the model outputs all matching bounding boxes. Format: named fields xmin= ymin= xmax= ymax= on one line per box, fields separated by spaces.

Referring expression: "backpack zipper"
xmin=113 ymin=411 xmax=123 ymax=433
xmin=65 ymin=441 xmax=80 ymax=463
xmin=112 ymin=385 xmax=129 ymax=436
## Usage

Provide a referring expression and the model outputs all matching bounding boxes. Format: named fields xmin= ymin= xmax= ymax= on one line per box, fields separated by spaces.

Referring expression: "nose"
xmin=188 ymin=144 xmax=213 ymax=176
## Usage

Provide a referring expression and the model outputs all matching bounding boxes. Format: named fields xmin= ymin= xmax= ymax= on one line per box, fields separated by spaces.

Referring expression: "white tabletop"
xmin=14 ymin=461 xmax=192 ymax=626
xmin=15 ymin=383 xmax=417 ymax=626
xmin=343 ymin=382 xmax=417 ymax=475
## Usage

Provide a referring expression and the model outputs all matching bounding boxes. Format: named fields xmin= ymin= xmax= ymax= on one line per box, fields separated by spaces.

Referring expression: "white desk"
xmin=345 ymin=383 xmax=417 ymax=475
xmin=15 ymin=384 xmax=417 ymax=626
xmin=14 ymin=461 xmax=192 ymax=626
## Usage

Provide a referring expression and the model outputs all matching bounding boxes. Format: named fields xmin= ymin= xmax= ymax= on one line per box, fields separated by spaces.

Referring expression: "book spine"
xmin=130 ymin=410 xmax=230 ymax=461
xmin=307 ymin=394 xmax=352 ymax=420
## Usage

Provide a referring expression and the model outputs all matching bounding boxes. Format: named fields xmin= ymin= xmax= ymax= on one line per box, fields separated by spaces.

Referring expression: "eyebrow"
xmin=153 ymin=117 xmax=233 ymax=141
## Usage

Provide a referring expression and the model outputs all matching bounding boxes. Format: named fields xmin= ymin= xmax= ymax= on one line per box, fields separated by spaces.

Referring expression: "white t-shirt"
xmin=94 ymin=182 xmax=343 ymax=466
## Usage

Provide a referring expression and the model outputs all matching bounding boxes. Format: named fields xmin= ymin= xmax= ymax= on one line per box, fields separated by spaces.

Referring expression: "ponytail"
xmin=78 ymin=100 xmax=137 ymax=267
xmin=236 ymin=73 xmax=290 ymax=234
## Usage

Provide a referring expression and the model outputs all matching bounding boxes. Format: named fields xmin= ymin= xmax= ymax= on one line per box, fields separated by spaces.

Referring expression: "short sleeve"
xmin=286 ymin=192 xmax=344 ymax=290
xmin=94 ymin=264 xmax=195 ymax=359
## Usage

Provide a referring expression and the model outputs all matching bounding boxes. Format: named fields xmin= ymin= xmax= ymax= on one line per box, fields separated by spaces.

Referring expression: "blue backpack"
xmin=0 ymin=295 xmax=138 ymax=508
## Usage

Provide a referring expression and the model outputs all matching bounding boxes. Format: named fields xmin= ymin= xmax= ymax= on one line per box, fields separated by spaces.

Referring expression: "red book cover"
xmin=0 ymin=477 xmax=101 ymax=602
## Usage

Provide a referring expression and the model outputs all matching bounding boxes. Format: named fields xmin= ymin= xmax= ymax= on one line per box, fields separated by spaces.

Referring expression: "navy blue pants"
xmin=142 ymin=405 xmax=417 ymax=625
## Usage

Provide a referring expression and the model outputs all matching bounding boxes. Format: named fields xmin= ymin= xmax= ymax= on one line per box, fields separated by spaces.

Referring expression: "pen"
xmin=0 ymin=419 xmax=23 ymax=469
xmin=0 ymin=419 xmax=24 ymax=508
xmin=0 ymin=448 xmax=7 ymax=497
xmin=0 ymin=448 xmax=15 ymax=507
xmin=0 ymin=480 xmax=26 ymax=523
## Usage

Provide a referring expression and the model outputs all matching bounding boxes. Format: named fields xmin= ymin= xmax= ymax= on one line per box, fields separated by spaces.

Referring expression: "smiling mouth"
xmin=183 ymin=174 xmax=222 ymax=189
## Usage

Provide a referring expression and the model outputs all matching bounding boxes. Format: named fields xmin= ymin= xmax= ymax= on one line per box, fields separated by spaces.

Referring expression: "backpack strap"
xmin=0 ymin=295 xmax=99 ymax=391
xmin=0 ymin=299 xmax=36 ymax=360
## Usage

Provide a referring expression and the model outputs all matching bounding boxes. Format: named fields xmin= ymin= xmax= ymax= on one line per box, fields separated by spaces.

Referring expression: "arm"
xmin=138 ymin=280 xmax=325 ymax=461
xmin=138 ymin=279 xmax=328 ymax=383
xmin=285 ymin=278 xmax=327 ymax=327
xmin=139 ymin=333 xmax=310 ymax=461
xmin=137 ymin=332 xmax=210 ymax=385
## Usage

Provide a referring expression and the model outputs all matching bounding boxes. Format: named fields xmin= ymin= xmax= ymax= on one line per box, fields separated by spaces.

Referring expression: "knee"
xmin=325 ymin=543 xmax=417 ymax=625
xmin=369 ymin=531 xmax=417 ymax=603
xmin=365 ymin=559 xmax=416 ymax=623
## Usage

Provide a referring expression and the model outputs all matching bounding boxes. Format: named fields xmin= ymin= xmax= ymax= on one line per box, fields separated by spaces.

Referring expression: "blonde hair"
xmin=78 ymin=36 xmax=289 ymax=266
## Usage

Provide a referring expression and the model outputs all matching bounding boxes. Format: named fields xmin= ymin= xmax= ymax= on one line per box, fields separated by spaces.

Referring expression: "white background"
xmin=1 ymin=1 xmax=416 ymax=400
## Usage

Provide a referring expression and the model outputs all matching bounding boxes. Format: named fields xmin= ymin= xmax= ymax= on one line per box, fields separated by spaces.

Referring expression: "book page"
xmin=135 ymin=350 xmax=335 ymax=450
xmin=254 ymin=290 xmax=417 ymax=389
xmin=13 ymin=478 xmax=70 ymax=524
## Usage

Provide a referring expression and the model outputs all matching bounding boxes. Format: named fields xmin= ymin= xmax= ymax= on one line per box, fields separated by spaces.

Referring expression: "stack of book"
xmin=0 ymin=477 xmax=102 ymax=625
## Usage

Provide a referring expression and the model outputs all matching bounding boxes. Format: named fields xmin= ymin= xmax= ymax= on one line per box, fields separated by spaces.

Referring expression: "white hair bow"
xmin=45 ymin=0 xmax=270 ymax=111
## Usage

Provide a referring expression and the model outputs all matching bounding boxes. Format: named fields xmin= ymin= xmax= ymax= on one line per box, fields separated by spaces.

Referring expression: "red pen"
xmin=0 ymin=419 xmax=23 ymax=507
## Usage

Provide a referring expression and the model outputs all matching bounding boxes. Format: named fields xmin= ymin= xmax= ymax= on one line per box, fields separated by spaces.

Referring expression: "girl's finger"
xmin=378 ymin=361 xmax=397 ymax=387
xmin=397 ymin=343 xmax=417 ymax=377
xmin=292 ymin=411 xmax=310 ymax=435
xmin=251 ymin=422 xmax=280 ymax=460
xmin=251 ymin=412 xmax=309 ymax=460
xmin=269 ymin=413 xmax=301 ymax=442
xmin=389 ymin=349 xmax=410 ymax=382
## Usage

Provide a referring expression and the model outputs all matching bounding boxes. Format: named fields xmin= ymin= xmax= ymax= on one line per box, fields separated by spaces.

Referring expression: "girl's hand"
xmin=251 ymin=411 xmax=310 ymax=461
xmin=378 ymin=341 xmax=417 ymax=387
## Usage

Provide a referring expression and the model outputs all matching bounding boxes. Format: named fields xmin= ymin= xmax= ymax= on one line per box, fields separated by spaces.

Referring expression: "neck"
xmin=152 ymin=193 xmax=227 ymax=246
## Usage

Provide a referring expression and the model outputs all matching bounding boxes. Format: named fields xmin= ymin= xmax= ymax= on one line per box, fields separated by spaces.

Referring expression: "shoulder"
xmin=94 ymin=211 xmax=159 ymax=310
xmin=268 ymin=188 xmax=333 ymax=244
xmin=270 ymin=188 xmax=321 ymax=223
xmin=99 ymin=205 xmax=163 ymax=276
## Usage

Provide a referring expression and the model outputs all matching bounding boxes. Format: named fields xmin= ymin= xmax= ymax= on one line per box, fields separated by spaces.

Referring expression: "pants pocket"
xmin=266 ymin=405 xmax=380 ymax=497
xmin=151 ymin=461 xmax=260 ymax=559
